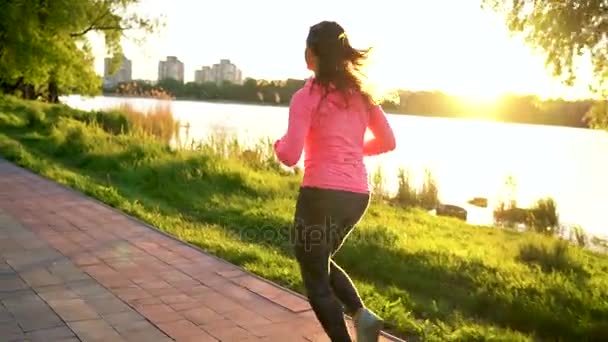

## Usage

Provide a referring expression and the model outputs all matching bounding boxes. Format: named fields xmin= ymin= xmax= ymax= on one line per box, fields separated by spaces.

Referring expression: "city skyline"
xmin=195 ymin=59 xmax=243 ymax=85
xmin=105 ymin=55 xmax=245 ymax=85
xmin=91 ymin=0 xmax=594 ymax=100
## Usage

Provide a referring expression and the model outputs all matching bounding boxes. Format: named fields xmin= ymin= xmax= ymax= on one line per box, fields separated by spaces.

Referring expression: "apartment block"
xmin=194 ymin=59 xmax=242 ymax=85
xmin=158 ymin=56 xmax=184 ymax=82
xmin=103 ymin=55 xmax=132 ymax=88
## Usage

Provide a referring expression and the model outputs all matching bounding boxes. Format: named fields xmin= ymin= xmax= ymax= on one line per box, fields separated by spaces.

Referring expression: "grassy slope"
xmin=1 ymin=95 xmax=607 ymax=341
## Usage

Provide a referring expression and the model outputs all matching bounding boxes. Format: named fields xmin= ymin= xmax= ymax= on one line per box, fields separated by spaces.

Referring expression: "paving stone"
xmin=228 ymin=307 xmax=273 ymax=329
xmin=0 ymin=321 xmax=24 ymax=340
xmin=168 ymin=300 xmax=206 ymax=312
xmin=102 ymin=309 xmax=145 ymax=328
xmin=181 ymin=306 xmax=224 ymax=325
xmin=203 ymin=321 xmax=252 ymax=341
xmin=158 ymin=319 xmax=219 ymax=341
xmin=13 ymin=309 xmax=64 ymax=332
xmin=0 ymin=308 xmax=14 ymax=323
xmin=192 ymin=290 xmax=245 ymax=314
xmin=270 ymin=292 xmax=312 ymax=313
xmin=120 ymin=327 xmax=174 ymax=342
xmin=84 ymin=294 xmax=132 ymax=315
xmin=0 ymin=276 xmax=28 ymax=292
xmin=66 ymin=279 xmax=108 ymax=297
xmin=19 ymin=267 xmax=63 ymax=288
xmin=47 ymin=260 xmax=90 ymax=282
xmin=67 ymin=319 xmax=124 ymax=341
xmin=36 ymin=284 xmax=80 ymax=302
xmin=159 ymin=293 xmax=192 ymax=304
xmin=25 ymin=326 xmax=76 ymax=342
xmin=46 ymin=298 xmax=99 ymax=322
xmin=136 ymin=303 xmax=182 ymax=323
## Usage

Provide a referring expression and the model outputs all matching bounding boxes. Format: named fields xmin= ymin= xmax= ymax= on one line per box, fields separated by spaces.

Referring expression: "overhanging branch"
xmin=70 ymin=25 xmax=130 ymax=37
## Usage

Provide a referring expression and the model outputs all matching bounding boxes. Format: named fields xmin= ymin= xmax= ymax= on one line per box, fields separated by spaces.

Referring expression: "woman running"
xmin=274 ymin=21 xmax=396 ymax=342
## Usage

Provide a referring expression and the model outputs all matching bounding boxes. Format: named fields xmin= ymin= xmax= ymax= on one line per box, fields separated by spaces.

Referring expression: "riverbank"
xmin=1 ymin=95 xmax=607 ymax=341
xmin=100 ymin=93 xmax=289 ymax=108
xmin=100 ymin=91 xmax=593 ymax=129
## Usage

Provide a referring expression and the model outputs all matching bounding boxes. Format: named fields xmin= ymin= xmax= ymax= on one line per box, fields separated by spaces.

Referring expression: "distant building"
xmin=103 ymin=55 xmax=132 ymax=88
xmin=202 ymin=66 xmax=213 ymax=83
xmin=195 ymin=59 xmax=242 ymax=85
xmin=158 ymin=56 xmax=184 ymax=82
xmin=194 ymin=70 xmax=203 ymax=83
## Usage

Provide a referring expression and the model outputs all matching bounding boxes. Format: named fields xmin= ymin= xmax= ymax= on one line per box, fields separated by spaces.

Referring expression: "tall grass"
xmin=371 ymin=165 xmax=388 ymax=200
xmin=394 ymin=168 xmax=417 ymax=207
xmin=518 ymin=239 xmax=588 ymax=275
xmin=393 ymin=167 xmax=440 ymax=210
xmin=113 ymin=102 xmax=181 ymax=144
xmin=1 ymin=95 xmax=608 ymax=341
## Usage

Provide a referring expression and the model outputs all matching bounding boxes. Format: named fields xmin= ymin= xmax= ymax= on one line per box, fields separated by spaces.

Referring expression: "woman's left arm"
xmin=274 ymin=90 xmax=313 ymax=167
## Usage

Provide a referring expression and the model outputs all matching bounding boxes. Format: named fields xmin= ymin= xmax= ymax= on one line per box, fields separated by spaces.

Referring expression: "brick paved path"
xmin=0 ymin=160 xmax=402 ymax=342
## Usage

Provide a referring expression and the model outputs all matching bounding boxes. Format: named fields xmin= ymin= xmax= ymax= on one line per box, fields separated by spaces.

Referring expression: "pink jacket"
xmin=274 ymin=78 xmax=396 ymax=194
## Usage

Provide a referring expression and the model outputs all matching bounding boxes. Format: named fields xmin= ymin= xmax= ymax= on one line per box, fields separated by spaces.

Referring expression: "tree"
xmin=0 ymin=0 xmax=158 ymax=102
xmin=482 ymin=0 xmax=608 ymax=128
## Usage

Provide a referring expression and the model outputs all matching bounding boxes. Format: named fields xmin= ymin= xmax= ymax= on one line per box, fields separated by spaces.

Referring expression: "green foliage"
xmin=518 ymin=239 xmax=587 ymax=275
xmin=110 ymin=79 xmax=596 ymax=128
xmin=395 ymin=168 xmax=418 ymax=207
xmin=393 ymin=168 xmax=440 ymax=210
xmin=494 ymin=197 xmax=560 ymax=235
xmin=528 ymin=198 xmax=559 ymax=232
xmin=2 ymin=95 xmax=608 ymax=341
xmin=483 ymin=0 xmax=608 ymax=128
xmin=371 ymin=165 xmax=388 ymax=200
xmin=94 ymin=110 xmax=132 ymax=135
xmin=585 ymin=99 xmax=608 ymax=131
xmin=0 ymin=0 xmax=159 ymax=100
xmin=571 ymin=225 xmax=588 ymax=248
xmin=114 ymin=78 xmax=306 ymax=106
xmin=419 ymin=169 xmax=440 ymax=210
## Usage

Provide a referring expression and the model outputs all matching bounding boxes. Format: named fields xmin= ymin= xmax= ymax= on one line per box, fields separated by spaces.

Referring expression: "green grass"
xmin=1 ymin=95 xmax=608 ymax=341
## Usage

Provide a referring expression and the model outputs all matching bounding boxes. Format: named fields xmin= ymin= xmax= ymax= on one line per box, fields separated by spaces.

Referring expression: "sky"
xmin=91 ymin=0 xmax=594 ymax=100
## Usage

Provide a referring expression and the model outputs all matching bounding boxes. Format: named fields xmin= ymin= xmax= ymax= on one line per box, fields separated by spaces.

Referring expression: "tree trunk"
xmin=0 ymin=77 xmax=24 ymax=95
xmin=21 ymin=84 xmax=36 ymax=100
xmin=47 ymin=80 xmax=59 ymax=103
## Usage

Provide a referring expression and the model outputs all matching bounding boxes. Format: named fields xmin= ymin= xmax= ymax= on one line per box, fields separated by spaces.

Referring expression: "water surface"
xmin=63 ymin=95 xmax=608 ymax=238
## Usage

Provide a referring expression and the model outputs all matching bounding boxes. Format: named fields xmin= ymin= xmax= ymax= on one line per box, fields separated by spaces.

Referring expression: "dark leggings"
xmin=292 ymin=186 xmax=370 ymax=342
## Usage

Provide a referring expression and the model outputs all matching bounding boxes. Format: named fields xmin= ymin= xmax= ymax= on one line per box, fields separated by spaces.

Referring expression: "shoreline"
xmin=95 ymin=93 xmax=593 ymax=130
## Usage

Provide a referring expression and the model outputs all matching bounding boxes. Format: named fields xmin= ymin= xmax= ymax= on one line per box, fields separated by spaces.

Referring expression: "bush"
xmin=48 ymin=119 xmax=105 ymax=156
xmin=518 ymin=239 xmax=586 ymax=275
xmin=528 ymin=198 xmax=559 ymax=234
xmin=23 ymin=103 xmax=46 ymax=128
xmin=493 ymin=204 xmax=530 ymax=228
xmin=494 ymin=197 xmax=559 ymax=235
xmin=95 ymin=109 xmax=131 ymax=135
xmin=0 ymin=112 xmax=27 ymax=128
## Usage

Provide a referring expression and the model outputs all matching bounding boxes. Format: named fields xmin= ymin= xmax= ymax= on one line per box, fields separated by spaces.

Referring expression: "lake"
xmin=62 ymin=95 xmax=608 ymax=239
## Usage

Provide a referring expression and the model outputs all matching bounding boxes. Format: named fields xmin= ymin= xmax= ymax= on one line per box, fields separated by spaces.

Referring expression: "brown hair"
xmin=306 ymin=21 xmax=375 ymax=106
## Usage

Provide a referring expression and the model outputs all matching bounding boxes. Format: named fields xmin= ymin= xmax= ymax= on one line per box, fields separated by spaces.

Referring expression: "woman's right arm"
xmin=363 ymin=104 xmax=396 ymax=156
